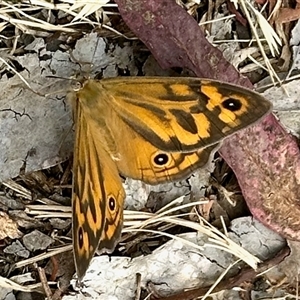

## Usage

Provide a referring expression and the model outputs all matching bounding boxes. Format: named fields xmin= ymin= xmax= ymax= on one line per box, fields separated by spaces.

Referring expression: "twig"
xmin=35 ymin=263 xmax=53 ymax=299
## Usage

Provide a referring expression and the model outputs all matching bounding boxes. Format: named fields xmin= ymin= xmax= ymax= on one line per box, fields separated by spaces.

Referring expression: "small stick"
xmin=35 ymin=263 xmax=53 ymax=299
xmin=135 ymin=273 xmax=142 ymax=300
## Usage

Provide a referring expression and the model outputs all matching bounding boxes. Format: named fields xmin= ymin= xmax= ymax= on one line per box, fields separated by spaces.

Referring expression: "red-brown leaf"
xmin=219 ymin=114 xmax=300 ymax=240
xmin=114 ymin=0 xmax=252 ymax=88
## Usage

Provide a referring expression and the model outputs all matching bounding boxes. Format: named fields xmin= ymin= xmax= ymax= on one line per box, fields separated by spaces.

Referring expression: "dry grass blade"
xmin=247 ymin=1 xmax=281 ymax=57
xmin=199 ymin=14 xmax=235 ymax=26
xmin=26 ymin=205 xmax=71 ymax=218
xmin=2 ymin=179 xmax=32 ymax=200
xmin=0 ymin=57 xmax=35 ymax=93
xmin=202 ymin=260 xmax=241 ymax=300
xmin=0 ymin=21 xmax=8 ymax=32
xmin=124 ymin=198 xmax=260 ymax=270
xmin=67 ymin=0 xmax=110 ymax=22
xmin=26 ymin=197 xmax=259 ymax=271
xmin=0 ymin=0 xmax=113 ymax=33
xmin=236 ymin=0 xmax=282 ymax=84
xmin=0 ymin=275 xmax=44 ymax=293
xmin=124 ymin=228 xmax=205 ymax=251
xmin=151 ymin=215 xmax=259 ymax=269
xmin=14 ymin=245 xmax=72 ymax=269
xmin=0 ymin=1 xmax=76 ymax=32
xmin=214 ymin=38 xmax=266 ymax=43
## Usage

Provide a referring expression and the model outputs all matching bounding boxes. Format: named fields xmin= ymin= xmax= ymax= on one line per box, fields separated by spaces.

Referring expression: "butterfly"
xmin=69 ymin=76 xmax=272 ymax=280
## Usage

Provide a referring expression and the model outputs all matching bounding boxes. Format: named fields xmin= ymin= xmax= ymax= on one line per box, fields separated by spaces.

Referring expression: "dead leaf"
xmin=114 ymin=0 xmax=253 ymax=88
xmin=0 ymin=211 xmax=22 ymax=239
xmin=278 ymin=8 xmax=300 ymax=23
xmin=220 ymin=114 xmax=300 ymax=240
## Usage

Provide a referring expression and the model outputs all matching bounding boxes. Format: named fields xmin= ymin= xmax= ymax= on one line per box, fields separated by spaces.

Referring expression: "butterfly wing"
xmin=71 ymin=77 xmax=271 ymax=279
xmin=100 ymin=77 xmax=272 ymax=153
xmin=112 ymin=117 xmax=219 ymax=184
xmin=72 ymin=95 xmax=125 ymax=280
xmin=91 ymin=77 xmax=271 ymax=184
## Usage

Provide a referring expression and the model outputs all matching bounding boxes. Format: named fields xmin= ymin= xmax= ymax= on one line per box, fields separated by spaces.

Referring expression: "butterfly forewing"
xmin=100 ymin=77 xmax=272 ymax=152
xmin=72 ymin=96 xmax=125 ymax=280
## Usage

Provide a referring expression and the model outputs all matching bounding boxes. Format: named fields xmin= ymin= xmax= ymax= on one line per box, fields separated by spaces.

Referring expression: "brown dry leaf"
xmin=278 ymin=8 xmax=300 ymax=23
xmin=255 ymin=0 xmax=268 ymax=4
xmin=115 ymin=0 xmax=300 ymax=240
xmin=0 ymin=211 xmax=22 ymax=239
xmin=268 ymin=2 xmax=292 ymax=72
xmin=227 ymin=1 xmax=247 ymax=27
xmin=114 ymin=0 xmax=252 ymax=88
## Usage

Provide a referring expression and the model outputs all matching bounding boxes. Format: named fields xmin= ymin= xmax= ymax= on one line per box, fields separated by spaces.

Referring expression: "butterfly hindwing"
xmin=108 ymin=113 xmax=220 ymax=184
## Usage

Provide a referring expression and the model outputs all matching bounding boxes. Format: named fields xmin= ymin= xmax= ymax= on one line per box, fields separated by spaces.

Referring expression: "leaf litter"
xmin=1 ymin=0 xmax=300 ymax=299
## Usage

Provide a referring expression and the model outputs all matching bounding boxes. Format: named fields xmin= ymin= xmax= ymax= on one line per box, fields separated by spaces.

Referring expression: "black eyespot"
xmin=78 ymin=227 xmax=84 ymax=249
xmin=153 ymin=153 xmax=170 ymax=166
xmin=222 ymin=98 xmax=242 ymax=111
xmin=108 ymin=196 xmax=116 ymax=212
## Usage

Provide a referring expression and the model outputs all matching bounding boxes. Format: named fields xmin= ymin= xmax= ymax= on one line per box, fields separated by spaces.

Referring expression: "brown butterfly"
xmin=69 ymin=77 xmax=272 ymax=280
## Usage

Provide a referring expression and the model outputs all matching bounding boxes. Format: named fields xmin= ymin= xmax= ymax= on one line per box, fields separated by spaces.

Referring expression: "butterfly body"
xmin=71 ymin=77 xmax=272 ymax=279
